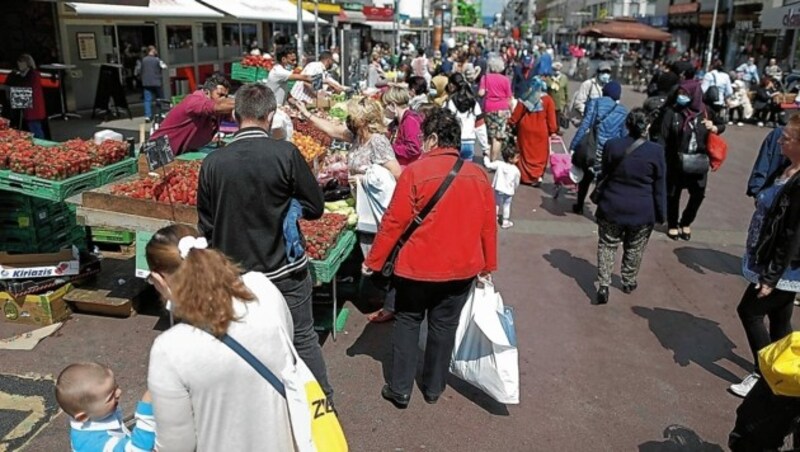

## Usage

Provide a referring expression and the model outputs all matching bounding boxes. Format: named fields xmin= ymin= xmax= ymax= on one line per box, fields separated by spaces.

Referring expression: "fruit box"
xmin=0 ymin=246 xmax=80 ymax=280
xmin=1 ymin=283 xmax=72 ymax=325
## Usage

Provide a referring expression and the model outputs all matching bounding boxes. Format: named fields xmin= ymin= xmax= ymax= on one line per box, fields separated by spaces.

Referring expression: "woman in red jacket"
xmin=9 ymin=54 xmax=47 ymax=139
xmin=365 ymin=108 xmax=498 ymax=408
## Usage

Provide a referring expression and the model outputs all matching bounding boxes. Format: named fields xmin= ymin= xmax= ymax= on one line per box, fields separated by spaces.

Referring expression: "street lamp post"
xmin=314 ymin=0 xmax=320 ymax=59
xmin=297 ymin=0 xmax=304 ymax=59
xmin=706 ymin=0 xmax=719 ymax=71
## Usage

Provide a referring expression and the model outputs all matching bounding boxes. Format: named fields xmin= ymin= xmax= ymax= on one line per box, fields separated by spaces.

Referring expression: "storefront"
xmin=761 ymin=3 xmax=800 ymax=69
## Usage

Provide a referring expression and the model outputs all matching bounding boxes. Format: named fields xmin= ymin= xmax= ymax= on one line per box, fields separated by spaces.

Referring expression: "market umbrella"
xmin=579 ymin=17 xmax=671 ymax=42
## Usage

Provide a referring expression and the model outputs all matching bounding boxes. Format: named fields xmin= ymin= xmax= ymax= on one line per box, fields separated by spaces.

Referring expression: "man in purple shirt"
xmin=151 ymin=74 xmax=235 ymax=155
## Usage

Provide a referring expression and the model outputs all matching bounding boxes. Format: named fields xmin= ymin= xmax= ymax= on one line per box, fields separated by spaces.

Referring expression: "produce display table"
xmin=309 ymin=230 xmax=356 ymax=340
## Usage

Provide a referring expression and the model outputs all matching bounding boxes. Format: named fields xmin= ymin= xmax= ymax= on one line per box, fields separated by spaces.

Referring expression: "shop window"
xmin=242 ymin=23 xmax=258 ymax=53
xmin=222 ymin=23 xmax=242 ymax=59
xmin=167 ymin=25 xmax=193 ymax=64
xmin=197 ymin=22 xmax=219 ymax=61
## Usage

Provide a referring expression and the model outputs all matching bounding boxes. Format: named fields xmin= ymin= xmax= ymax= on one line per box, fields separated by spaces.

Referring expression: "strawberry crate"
xmin=0 ymin=211 xmax=76 ymax=243
xmin=231 ymin=63 xmax=268 ymax=83
xmin=96 ymin=158 xmax=137 ymax=185
xmin=0 ymin=202 xmax=73 ymax=230
xmin=0 ymin=169 xmax=100 ymax=202
xmin=90 ymin=228 xmax=135 ymax=245
xmin=0 ymin=192 xmax=64 ymax=214
xmin=308 ymin=230 xmax=356 ymax=284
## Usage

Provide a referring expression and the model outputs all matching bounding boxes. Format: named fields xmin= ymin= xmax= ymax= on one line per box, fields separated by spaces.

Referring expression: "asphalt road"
xmin=0 ymin=83 xmax=778 ymax=451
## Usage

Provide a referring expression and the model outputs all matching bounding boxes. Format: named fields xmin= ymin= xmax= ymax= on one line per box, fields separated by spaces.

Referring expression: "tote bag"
xmin=758 ymin=332 xmax=800 ymax=397
xmin=450 ymin=277 xmax=519 ymax=404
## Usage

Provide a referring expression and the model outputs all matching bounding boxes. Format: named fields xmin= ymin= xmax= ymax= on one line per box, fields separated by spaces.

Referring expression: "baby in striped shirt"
xmin=56 ymin=362 xmax=156 ymax=452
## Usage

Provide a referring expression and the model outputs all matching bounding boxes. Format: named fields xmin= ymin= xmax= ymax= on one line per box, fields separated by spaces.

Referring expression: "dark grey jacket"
xmin=140 ymin=55 xmax=163 ymax=88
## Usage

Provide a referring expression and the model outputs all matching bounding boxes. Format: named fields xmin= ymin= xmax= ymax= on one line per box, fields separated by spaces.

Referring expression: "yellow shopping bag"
xmin=305 ymin=381 xmax=348 ymax=452
xmin=758 ymin=332 xmax=800 ymax=397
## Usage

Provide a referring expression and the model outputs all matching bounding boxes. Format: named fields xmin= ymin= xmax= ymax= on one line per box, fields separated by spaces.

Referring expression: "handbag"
xmin=678 ymin=118 xmax=710 ymax=175
xmin=380 ymin=157 xmax=464 ymax=277
xmin=217 ymin=333 xmax=348 ymax=452
xmin=758 ymin=332 xmax=800 ymax=397
xmin=450 ymin=277 xmax=519 ymax=404
xmin=704 ymin=112 xmax=728 ymax=171
xmin=589 ymin=138 xmax=645 ymax=204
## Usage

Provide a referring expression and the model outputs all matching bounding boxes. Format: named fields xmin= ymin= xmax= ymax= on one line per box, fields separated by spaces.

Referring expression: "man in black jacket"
xmin=197 ymin=83 xmax=333 ymax=398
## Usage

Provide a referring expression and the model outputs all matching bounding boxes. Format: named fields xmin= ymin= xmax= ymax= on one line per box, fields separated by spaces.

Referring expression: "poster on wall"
xmin=77 ymin=32 xmax=98 ymax=60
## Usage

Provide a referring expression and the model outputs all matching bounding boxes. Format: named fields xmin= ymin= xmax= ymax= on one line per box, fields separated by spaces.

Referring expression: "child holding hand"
xmin=56 ymin=362 xmax=156 ymax=452
xmin=484 ymin=145 xmax=521 ymax=229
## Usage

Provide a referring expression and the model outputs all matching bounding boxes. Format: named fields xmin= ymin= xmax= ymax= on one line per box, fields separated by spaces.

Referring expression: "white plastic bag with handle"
xmin=449 ymin=277 xmax=519 ymax=404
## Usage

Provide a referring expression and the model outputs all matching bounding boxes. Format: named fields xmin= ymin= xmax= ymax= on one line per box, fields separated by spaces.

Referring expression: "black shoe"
xmin=422 ymin=393 xmax=440 ymax=404
xmin=381 ymin=385 xmax=410 ymax=409
xmin=595 ymin=286 xmax=609 ymax=305
xmin=622 ymin=282 xmax=638 ymax=294
xmin=680 ymin=229 xmax=692 ymax=241
xmin=667 ymin=229 xmax=680 ymax=241
xmin=572 ymin=203 xmax=584 ymax=215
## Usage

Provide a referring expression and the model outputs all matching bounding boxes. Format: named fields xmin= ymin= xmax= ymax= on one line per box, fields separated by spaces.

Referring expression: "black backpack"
xmin=704 ymin=73 xmax=721 ymax=106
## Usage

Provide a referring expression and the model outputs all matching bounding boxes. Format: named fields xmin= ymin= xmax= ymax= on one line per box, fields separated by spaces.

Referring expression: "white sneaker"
xmin=728 ymin=121 xmax=733 ymax=125
xmin=501 ymin=220 xmax=514 ymax=229
xmin=758 ymin=122 xmax=765 ymax=127
xmin=737 ymin=122 xmax=744 ymax=127
xmin=729 ymin=373 xmax=759 ymax=398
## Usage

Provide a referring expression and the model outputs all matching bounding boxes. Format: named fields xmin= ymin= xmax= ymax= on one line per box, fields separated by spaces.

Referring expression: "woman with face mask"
xmin=383 ymin=86 xmax=424 ymax=167
xmin=655 ymin=79 xmax=726 ymax=240
xmin=145 ymin=225 xmax=298 ymax=451
xmin=292 ymin=97 xmax=402 ymax=323
xmin=7 ymin=54 xmax=48 ymax=139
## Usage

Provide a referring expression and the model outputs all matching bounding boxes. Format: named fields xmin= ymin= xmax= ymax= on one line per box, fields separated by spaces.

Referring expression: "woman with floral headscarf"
xmin=509 ymin=76 xmax=558 ymax=186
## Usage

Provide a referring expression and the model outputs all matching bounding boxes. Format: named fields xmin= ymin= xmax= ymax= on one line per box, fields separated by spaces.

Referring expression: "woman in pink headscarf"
xmin=655 ymin=79 xmax=726 ymax=241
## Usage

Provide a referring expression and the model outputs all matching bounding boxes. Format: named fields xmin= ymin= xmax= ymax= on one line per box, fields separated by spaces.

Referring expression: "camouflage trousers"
xmin=597 ymin=219 xmax=654 ymax=288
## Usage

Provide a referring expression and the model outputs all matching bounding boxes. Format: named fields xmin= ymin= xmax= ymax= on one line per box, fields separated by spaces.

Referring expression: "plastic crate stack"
xmin=0 ymin=193 xmax=87 ymax=253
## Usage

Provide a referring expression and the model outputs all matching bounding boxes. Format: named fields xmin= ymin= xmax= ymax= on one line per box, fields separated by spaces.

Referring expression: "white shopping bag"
xmin=449 ymin=278 xmax=519 ymax=404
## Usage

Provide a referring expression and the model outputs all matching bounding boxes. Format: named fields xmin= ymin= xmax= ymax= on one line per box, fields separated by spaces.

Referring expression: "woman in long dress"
xmin=510 ymin=77 xmax=558 ymax=186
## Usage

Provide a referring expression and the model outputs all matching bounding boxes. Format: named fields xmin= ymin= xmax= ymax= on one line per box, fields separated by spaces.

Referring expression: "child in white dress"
xmin=484 ymin=145 xmax=521 ymax=229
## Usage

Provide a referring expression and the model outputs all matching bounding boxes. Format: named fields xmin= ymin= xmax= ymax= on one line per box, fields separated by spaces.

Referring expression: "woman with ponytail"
xmin=145 ymin=225 xmax=297 ymax=451
xmin=592 ymin=108 xmax=667 ymax=305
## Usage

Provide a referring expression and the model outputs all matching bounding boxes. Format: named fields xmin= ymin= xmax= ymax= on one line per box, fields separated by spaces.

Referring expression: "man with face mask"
xmin=266 ymin=47 xmax=314 ymax=106
xmin=571 ymin=61 xmax=612 ymax=123
xmin=197 ymin=83 xmax=333 ymax=401
xmin=548 ymin=61 xmax=570 ymax=129
xmin=149 ymin=73 xmax=234 ymax=155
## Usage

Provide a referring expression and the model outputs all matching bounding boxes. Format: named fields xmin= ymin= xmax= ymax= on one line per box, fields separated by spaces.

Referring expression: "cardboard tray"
xmin=0 ymin=246 xmax=81 ymax=280
xmin=81 ymin=175 xmax=198 ymax=225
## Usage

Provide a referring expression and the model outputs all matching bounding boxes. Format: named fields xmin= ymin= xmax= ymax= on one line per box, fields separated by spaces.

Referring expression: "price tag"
xmin=141 ymin=136 xmax=175 ymax=171
xmin=10 ymin=87 xmax=33 ymax=110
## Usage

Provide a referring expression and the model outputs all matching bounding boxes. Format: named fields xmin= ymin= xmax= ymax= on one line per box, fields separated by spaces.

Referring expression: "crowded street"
xmin=1 ymin=81 xmax=774 ymax=450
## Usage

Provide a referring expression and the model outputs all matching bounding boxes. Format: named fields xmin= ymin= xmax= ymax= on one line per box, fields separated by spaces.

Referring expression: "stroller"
xmin=548 ymin=136 xmax=581 ymax=199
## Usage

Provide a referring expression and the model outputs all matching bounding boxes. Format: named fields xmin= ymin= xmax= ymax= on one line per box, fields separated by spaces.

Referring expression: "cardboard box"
xmin=1 ymin=254 xmax=101 ymax=297
xmin=1 ymin=283 xmax=72 ymax=325
xmin=316 ymin=92 xmax=332 ymax=110
xmin=0 ymin=247 xmax=80 ymax=280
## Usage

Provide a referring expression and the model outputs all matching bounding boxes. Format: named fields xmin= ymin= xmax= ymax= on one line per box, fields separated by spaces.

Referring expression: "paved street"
xmin=0 ymin=83 xmax=779 ymax=451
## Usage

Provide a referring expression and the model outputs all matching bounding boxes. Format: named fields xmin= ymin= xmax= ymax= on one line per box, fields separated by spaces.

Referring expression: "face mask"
xmin=429 ymin=88 xmax=438 ymax=96
xmin=598 ymin=73 xmax=611 ymax=84
xmin=676 ymin=95 xmax=691 ymax=106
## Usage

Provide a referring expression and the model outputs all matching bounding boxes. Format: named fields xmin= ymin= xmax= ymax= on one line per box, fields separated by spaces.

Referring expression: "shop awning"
xmin=579 ymin=17 xmax=671 ymax=42
xmin=64 ymin=0 xmax=224 ymax=18
xmin=338 ymin=9 xmax=367 ymax=22
xmin=199 ymin=0 xmax=326 ymax=24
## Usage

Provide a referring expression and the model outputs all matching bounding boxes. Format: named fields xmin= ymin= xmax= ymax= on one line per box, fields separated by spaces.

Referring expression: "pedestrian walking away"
xmin=139 ymin=46 xmax=166 ymax=122
xmin=510 ymin=76 xmax=558 ymax=186
xmin=593 ymin=108 xmax=667 ymax=305
xmin=731 ymin=113 xmax=800 ymax=398
xmin=364 ymin=108 xmax=497 ymax=408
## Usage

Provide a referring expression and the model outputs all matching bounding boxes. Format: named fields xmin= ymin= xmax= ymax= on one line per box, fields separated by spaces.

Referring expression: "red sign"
xmin=362 ymin=6 xmax=394 ymax=21
xmin=668 ymin=2 xmax=699 ymax=15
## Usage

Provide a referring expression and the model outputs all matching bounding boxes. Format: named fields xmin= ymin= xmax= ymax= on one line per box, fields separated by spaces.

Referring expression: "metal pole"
xmin=297 ymin=0 xmax=304 ymax=59
xmin=706 ymin=0 xmax=719 ymax=72
xmin=314 ymin=0 xmax=320 ymax=59
xmin=394 ymin=0 xmax=399 ymax=57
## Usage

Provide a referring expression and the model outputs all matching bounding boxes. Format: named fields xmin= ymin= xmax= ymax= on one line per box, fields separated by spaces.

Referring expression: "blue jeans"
xmin=143 ymin=86 xmax=163 ymax=119
xmin=27 ymin=121 xmax=44 ymax=139
xmin=460 ymin=142 xmax=475 ymax=161
xmin=272 ymin=267 xmax=333 ymax=399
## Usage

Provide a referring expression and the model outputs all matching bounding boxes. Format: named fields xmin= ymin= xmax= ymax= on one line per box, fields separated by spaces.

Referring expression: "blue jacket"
xmin=570 ymin=97 xmax=629 ymax=176
xmin=283 ymin=199 xmax=305 ymax=263
xmin=534 ymin=52 xmax=552 ymax=77
xmin=70 ymin=402 xmax=156 ymax=452
xmin=747 ymin=127 xmax=788 ymax=198
xmin=596 ymin=137 xmax=667 ymax=227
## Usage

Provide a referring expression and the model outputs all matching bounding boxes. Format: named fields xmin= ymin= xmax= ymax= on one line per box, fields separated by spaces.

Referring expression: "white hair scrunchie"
xmin=178 ymin=236 xmax=208 ymax=259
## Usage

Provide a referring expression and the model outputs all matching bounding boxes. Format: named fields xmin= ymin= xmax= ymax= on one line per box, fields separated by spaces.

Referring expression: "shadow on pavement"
xmin=445 ymin=375 xmax=510 ymax=416
xmin=537 ymin=182 xmax=569 ymax=217
xmin=673 ymin=246 xmax=741 ymax=276
xmin=543 ymin=249 xmax=621 ymax=301
xmin=638 ymin=424 xmax=724 ymax=451
xmin=632 ymin=306 xmax=752 ymax=383
xmin=346 ymin=322 xmax=392 ymax=382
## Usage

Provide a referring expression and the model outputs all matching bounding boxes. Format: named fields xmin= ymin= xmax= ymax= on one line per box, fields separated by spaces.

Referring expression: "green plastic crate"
xmin=231 ymin=63 xmax=268 ymax=83
xmin=176 ymin=152 xmax=207 ymax=161
xmin=91 ymin=228 xmax=135 ymax=245
xmin=32 ymin=138 xmax=61 ymax=147
xmin=0 ymin=203 xmax=73 ymax=231
xmin=0 ymin=211 xmax=76 ymax=242
xmin=308 ymin=230 xmax=356 ymax=284
xmin=0 ymin=170 xmax=99 ymax=202
xmin=0 ymin=193 xmax=66 ymax=214
xmin=171 ymin=95 xmax=187 ymax=106
xmin=96 ymin=158 xmax=137 ymax=185
xmin=0 ymin=223 xmax=82 ymax=253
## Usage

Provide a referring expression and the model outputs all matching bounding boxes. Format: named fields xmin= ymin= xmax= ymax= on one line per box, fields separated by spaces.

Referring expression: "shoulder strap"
xmin=393 ymin=157 xmax=464 ymax=250
xmin=220 ymin=334 xmax=286 ymax=398
xmin=595 ymin=103 xmax=618 ymax=126
xmin=602 ymin=138 xmax=646 ymax=180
